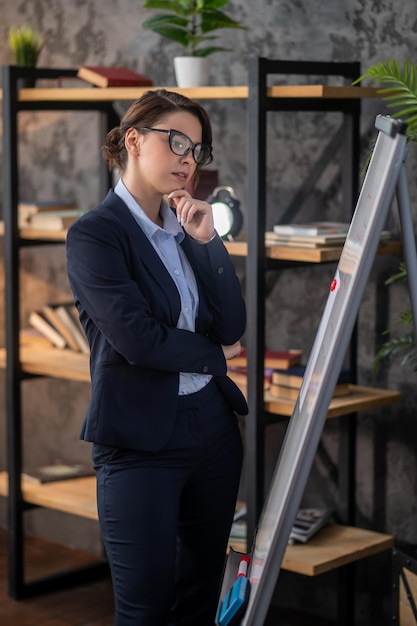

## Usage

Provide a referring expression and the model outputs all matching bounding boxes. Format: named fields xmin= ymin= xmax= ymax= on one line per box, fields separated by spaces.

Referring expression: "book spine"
xmin=29 ymin=311 xmax=67 ymax=349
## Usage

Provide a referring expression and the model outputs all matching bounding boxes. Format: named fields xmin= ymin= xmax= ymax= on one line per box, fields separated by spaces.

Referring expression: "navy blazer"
xmin=66 ymin=190 xmax=248 ymax=451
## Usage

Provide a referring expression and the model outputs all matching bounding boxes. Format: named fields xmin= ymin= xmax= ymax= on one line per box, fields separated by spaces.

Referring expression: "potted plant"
xmin=142 ymin=0 xmax=246 ymax=86
xmin=9 ymin=25 xmax=45 ymax=67
xmin=354 ymin=60 xmax=417 ymax=372
xmin=8 ymin=25 xmax=45 ymax=87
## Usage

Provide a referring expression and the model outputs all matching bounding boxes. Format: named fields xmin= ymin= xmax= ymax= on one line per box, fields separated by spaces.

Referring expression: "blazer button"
xmin=217 ymin=266 xmax=224 ymax=274
xmin=202 ymin=365 xmax=209 ymax=373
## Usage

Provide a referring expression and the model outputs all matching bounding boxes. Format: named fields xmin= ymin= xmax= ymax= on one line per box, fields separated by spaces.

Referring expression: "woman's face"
xmin=135 ymin=110 xmax=203 ymax=196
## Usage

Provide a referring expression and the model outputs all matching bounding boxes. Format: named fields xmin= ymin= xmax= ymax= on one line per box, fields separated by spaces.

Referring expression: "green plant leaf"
xmin=143 ymin=0 xmax=188 ymax=15
xmin=372 ymin=332 xmax=417 ymax=376
xmin=142 ymin=15 xmax=188 ymax=29
xmin=144 ymin=23 xmax=190 ymax=47
xmin=353 ymin=59 xmax=417 ymax=140
xmin=8 ymin=25 xmax=45 ymax=67
xmin=201 ymin=9 xmax=247 ymax=33
xmin=142 ymin=0 xmax=245 ymax=55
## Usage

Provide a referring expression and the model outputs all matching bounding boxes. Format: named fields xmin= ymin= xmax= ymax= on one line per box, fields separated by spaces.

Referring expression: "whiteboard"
xmin=240 ymin=115 xmax=408 ymax=626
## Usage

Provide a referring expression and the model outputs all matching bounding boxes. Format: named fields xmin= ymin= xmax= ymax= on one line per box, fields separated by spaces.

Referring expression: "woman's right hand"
xmin=222 ymin=340 xmax=242 ymax=361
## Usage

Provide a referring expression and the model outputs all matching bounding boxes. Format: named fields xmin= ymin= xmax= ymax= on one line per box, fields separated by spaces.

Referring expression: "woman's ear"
xmin=125 ymin=128 xmax=140 ymax=156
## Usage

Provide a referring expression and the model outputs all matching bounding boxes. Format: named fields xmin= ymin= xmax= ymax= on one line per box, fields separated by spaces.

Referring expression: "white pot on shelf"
xmin=173 ymin=56 xmax=210 ymax=87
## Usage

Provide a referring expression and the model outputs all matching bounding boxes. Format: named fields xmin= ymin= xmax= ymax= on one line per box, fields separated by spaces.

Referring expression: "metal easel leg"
xmin=396 ymin=164 xmax=417 ymax=336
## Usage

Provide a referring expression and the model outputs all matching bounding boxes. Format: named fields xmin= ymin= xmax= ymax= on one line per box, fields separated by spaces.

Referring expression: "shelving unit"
xmin=1 ymin=65 xmax=120 ymax=600
xmin=242 ymin=57 xmax=399 ymax=534
xmin=242 ymin=58 xmax=399 ymax=623
xmin=0 ymin=62 xmax=400 ymax=616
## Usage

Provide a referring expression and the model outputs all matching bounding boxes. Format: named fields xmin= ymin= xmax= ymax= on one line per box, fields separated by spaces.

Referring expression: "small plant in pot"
xmin=142 ymin=0 xmax=246 ymax=87
xmin=8 ymin=25 xmax=45 ymax=87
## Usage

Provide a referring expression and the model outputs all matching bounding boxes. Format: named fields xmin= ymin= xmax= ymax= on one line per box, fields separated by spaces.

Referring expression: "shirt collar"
xmin=114 ymin=178 xmax=185 ymax=243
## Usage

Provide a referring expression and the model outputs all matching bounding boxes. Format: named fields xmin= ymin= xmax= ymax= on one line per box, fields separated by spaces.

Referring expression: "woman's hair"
xmin=102 ymin=88 xmax=213 ymax=172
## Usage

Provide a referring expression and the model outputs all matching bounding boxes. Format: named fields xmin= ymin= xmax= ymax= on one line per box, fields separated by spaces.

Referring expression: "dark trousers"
xmin=92 ymin=380 xmax=243 ymax=626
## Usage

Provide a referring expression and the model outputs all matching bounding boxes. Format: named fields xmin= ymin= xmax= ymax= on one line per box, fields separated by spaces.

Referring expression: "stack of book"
xmin=28 ymin=302 xmax=89 ymax=353
xmin=22 ymin=462 xmax=94 ymax=484
xmin=268 ymin=221 xmax=391 ymax=248
xmin=229 ymin=503 xmax=247 ymax=541
xmin=268 ymin=221 xmax=350 ymax=248
xmin=288 ymin=508 xmax=334 ymax=544
xmin=18 ymin=201 xmax=84 ymax=231
xmin=227 ymin=348 xmax=303 ymax=389
xmin=269 ymin=365 xmax=352 ymax=399
xmin=229 ymin=504 xmax=333 ymax=545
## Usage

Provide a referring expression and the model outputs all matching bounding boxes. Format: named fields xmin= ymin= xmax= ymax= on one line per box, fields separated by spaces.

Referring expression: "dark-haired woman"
xmin=66 ymin=89 xmax=247 ymax=626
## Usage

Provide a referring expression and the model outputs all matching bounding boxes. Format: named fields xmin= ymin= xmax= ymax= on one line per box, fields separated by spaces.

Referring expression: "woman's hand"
xmin=222 ymin=340 xmax=242 ymax=361
xmin=168 ymin=189 xmax=215 ymax=243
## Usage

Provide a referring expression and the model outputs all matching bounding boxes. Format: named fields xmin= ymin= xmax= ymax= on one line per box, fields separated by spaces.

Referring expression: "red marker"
xmin=330 ymin=278 xmax=337 ymax=292
xmin=237 ymin=555 xmax=250 ymax=578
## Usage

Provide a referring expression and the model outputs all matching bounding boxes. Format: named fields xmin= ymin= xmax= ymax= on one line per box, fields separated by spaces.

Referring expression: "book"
xmin=56 ymin=75 xmax=95 ymax=88
xmin=230 ymin=504 xmax=247 ymax=539
xmin=28 ymin=209 xmax=84 ymax=231
xmin=267 ymin=229 xmax=392 ymax=249
xmin=228 ymin=348 xmax=302 ymax=370
xmin=269 ymin=381 xmax=351 ymax=400
xmin=288 ymin=508 xmax=333 ymax=544
xmin=22 ymin=462 xmax=94 ymax=484
xmin=273 ymin=221 xmax=350 ymax=237
xmin=271 ymin=365 xmax=352 ymax=389
xmin=227 ymin=364 xmax=273 ymax=389
xmin=29 ymin=310 xmax=67 ymax=349
xmin=42 ymin=302 xmax=81 ymax=352
xmin=20 ymin=327 xmax=54 ymax=348
xmin=17 ymin=200 xmax=77 ymax=223
xmin=77 ymin=66 xmax=153 ymax=88
xmin=266 ymin=232 xmax=347 ymax=247
xmin=54 ymin=304 xmax=90 ymax=354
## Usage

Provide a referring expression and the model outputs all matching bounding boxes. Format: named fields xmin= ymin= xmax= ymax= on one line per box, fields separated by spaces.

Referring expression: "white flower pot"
xmin=173 ymin=56 xmax=210 ymax=87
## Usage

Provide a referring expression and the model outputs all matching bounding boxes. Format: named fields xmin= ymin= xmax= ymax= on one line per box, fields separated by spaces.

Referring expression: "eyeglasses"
xmin=137 ymin=127 xmax=212 ymax=166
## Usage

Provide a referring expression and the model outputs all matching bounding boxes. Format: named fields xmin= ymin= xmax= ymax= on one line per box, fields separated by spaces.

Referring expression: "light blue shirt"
xmin=114 ymin=178 xmax=212 ymax=395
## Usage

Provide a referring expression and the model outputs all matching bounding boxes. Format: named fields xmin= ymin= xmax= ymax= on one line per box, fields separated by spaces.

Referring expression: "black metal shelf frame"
xmin=2 ymin=64 xmax=118 ymax=599
xmin=244 ymin=57 xmax=361 ymax=538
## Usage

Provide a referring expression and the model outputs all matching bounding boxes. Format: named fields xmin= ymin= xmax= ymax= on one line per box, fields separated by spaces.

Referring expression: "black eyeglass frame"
xmin=137 ymin=127 xmax=213 ymax=166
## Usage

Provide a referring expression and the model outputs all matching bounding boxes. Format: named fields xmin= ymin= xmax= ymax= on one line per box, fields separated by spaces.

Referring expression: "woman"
xmin=66 ymin=88 xmax=248 ymax=626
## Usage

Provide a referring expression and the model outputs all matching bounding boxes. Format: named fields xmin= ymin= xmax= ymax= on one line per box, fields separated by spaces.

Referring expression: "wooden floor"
xmin=0 ymin=527 xmax=114 ymax=625
xmin=0 ymin=527 xmax=328 ymax=626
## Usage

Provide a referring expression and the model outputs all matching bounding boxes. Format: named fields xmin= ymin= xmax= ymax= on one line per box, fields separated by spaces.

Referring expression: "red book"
xmin=228 ymin=348 xmax=302 ymax=370
xmin=77 ymin=66 xmax=153 ymax=88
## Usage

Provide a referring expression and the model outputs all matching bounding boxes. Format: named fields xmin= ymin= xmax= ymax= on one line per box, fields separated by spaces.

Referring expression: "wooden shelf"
xmin=0 ymin=222 xmax=68 ymax=241
xmin=0 ymin=472 xmax=392 ymax=577
xmin=228 ymin=524 xmax=393 ymax=576
xmin=0 ymin=226 xmax=400 ymax=260
xmin=280 ymin=524 xmax=393 ymax=576
xmin=225 ymin=238 xmax=402 ymax=263
xmin=0 ymin=345 xmax=89 ymax=382
xmin=0 ymin=84 xmax=381 ymax=104
xmin=0 ymin=472 xmax=97 ymax=520
xmin=0 ymin=346 xmax=402 ymax=418
xmin=264 ymin=384 xmax=401 ymax=418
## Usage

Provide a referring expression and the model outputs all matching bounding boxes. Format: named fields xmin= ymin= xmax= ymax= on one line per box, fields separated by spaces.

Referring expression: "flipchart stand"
xmin=217 ymin=114 xmax=417 ymax=626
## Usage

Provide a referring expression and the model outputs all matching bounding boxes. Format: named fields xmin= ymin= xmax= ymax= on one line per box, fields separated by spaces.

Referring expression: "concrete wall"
xmin=0 ymin=0 xmax=417 ymax=620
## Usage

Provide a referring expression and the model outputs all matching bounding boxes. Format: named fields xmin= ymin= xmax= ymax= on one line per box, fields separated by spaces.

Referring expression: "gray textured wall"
xmin=0 ymin=0 xmax=417 ymax=620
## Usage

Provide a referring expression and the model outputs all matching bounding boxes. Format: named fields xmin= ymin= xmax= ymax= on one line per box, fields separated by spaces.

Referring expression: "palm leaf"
xmin=373 ymin=332 xmax=417 ymax=376
xmin=353 ymin=60 xmax=417 ymax=138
